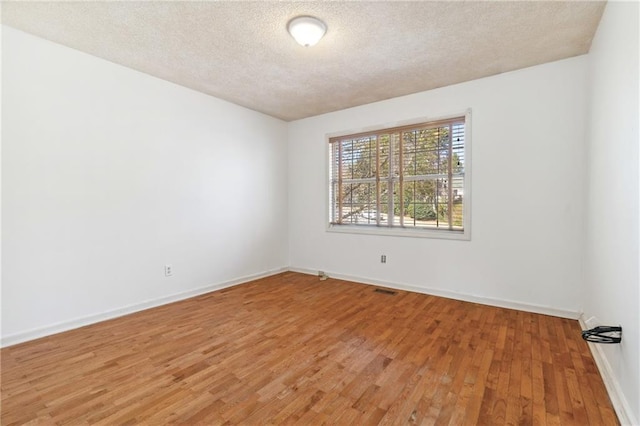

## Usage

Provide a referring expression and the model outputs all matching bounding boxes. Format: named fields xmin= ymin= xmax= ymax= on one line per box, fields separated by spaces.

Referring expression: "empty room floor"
xmin=1 ymin=272 xmax=617 ymax=425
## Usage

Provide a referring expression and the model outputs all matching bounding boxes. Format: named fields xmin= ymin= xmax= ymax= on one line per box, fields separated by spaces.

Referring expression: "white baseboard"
xmin=288 ymin=267 xmax=580 ymax=319
xmin=0 ymin=267 xmax=288 ymax=348
xmin=1 ymin=267 xmax=580 ymax=348
xmin=578 ymin=316 xmax=638 ymax=426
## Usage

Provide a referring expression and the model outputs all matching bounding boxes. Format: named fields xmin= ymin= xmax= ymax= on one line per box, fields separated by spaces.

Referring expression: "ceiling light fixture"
xmin=287 ymin=16 xmax=327 ymax=47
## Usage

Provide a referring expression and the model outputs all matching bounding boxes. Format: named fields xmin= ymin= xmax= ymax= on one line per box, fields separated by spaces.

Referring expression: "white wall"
xmin=583 ymin=2 xmax=639 ymax=424
xmin=1 ymin=26 xmax=289 ymax=344
xmin=289 ymin=56 xmax=588 ymax=317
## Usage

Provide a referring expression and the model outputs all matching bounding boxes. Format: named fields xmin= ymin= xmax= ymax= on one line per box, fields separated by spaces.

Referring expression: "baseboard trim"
xmin=1 ymin=267 xmax=288 ymax=348
xmin=288 ymin=267 xmax=580 ymax=320
xmin=578 ymin=316 xmax=637 ymax=426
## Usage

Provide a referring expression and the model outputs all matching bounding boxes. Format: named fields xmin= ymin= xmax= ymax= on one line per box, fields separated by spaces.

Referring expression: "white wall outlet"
xmin=381 ymin=255 xmax=387 ymax=263
xmin=164 ymin=264 xmax=173 ymax=277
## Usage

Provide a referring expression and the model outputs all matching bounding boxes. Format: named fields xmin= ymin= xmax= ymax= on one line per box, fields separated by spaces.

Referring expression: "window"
xmin=328 ymin=113 xmax=470 ymax=239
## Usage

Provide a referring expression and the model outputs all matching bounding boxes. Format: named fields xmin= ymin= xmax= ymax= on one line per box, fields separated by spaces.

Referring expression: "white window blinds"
xmin=329 ymin=116 xmax=467 ymax=235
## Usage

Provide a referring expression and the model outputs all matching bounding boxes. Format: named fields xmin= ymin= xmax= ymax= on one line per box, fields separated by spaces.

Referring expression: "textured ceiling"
xmin=2 ymin=1 xmax=605 ymax=121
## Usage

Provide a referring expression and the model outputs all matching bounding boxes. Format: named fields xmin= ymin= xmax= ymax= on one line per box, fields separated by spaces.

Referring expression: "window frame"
xmin=326 ymin=110 xmax=472 ymax=240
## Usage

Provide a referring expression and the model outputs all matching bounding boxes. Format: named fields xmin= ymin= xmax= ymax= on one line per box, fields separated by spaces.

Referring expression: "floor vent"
xmin=374 ymin=288 xmax=397 ymax=295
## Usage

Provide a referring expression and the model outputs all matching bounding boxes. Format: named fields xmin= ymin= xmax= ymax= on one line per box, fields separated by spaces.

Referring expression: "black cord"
xmin=581 ymin=326 xmax=622 ymax=344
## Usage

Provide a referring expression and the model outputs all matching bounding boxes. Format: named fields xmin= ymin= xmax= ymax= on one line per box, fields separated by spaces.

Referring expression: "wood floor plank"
xmin=1 ymin=272 xmax=618 ymax=425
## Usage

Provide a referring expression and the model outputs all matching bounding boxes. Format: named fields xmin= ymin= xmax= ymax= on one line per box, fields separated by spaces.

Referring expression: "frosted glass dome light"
xmin=287 ymin=16 xmax=327 ymax=47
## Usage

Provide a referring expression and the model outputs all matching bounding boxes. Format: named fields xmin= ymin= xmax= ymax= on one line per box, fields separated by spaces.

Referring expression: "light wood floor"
xmin=2 ymin=272 xmax=617 ymax=425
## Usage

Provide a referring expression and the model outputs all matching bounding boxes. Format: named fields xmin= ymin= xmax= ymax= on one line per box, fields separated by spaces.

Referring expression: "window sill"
xmin=326 ymin=224 xmax=470 ymax=241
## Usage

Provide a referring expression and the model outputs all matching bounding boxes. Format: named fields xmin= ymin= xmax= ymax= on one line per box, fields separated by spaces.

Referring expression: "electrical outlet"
xmin=381 ymin=255 xmax=387 ymax=263
xmin=165 ymin=264 xmax=173 ymax=277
